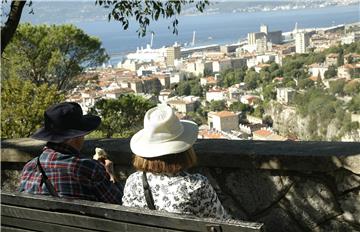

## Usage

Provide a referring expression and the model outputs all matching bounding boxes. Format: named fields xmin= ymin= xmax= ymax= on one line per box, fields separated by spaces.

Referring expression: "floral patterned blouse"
xmin=122 ymin=171 xmax=229 ymax=219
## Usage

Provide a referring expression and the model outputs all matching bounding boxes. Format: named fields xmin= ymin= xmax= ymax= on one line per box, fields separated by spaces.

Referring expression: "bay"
xmin=21 ymin=4 xmax=360 ymax=64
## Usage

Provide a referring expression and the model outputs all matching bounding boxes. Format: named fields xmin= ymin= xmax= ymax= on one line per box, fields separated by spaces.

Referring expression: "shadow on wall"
xmin=191 ymin=140 xmax=360 ymax=232
xmin=1 ymin=138 xmax=360 ymax=232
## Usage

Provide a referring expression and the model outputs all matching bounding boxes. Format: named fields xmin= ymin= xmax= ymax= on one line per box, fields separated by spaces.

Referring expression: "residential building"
xmin=206 ymin=88 xmax=228 ymax=102
xmin=267 ymin=31 xmax=282 ymax=44
xmin=103 ymin=88 xmax=134 ymax=99
xmin=326 ymin=53 xmax=339 ymax=66
xmin=295 ymin=32 xmax=310 ymax=54
xmin=167 ymin=98 xmax=195 ymax=114
xmin=228 ymin=87 xmax=242 ymax=100
xmin=248 ymin=32 xmax=267 ymax=46
xmin=256 ymin=54 xmax=277 ymax=64
xmin=246 ymin=56 xmax=257 ymax=68
xmin=231 ymin=57 xmax=247 ymax=69
xmin=166 ymin=96 xmax=200 ymax=114
xmin=338 ymin=64 xmax=360 ymax=80
xmin=308 ymin=63 xmax=329 ymax=80
xmin=256 ymin=36 xmax=267 ymax=53
xmin=119 ymin=59 xmax=142 ymax=71
xmin=252 ymin=129 xmax=273 ymax=140
xmin=170 ymin=73 xmax=186 ymax=84
xmin=183 ymin=59 xmax=212 ymax=76
xmin=200 ymin=76 xmax=220 ymax=87
xmin=208 ymin=111 xmax=239 ymax=132
xmin=166 ymin=44 xmax=181 ymax=67
xmin=254 ymin=63 xmax=271 ymax=73
xmin=220 ymin=44 xmax=239 ymax=54
xmin=68 ymin=91 xmax=100 ymax=114
xmin=212 ymin=58 xmax=232 ymax=73
xmin=240 ymin=95 xmax=260 ymax=105
xmin=158 ymin=89 xmax=173 ymax=103
xmin=198 ymin=129 xmax=227 ymax=139
xmin=344 ymin=53 xmax=360 ymax=64
xmin=276 ymin=88 xmax=295 ymax=104
xmin=341 ymin=32 xmax=360 ymax=45
xmin=155 ymin=74 xmax=170 ymax=89
xmin=128 ymin=79 xmax=143 ymax=93
xmin=141 ymin=76 xmax=162 ymax=94
xmin=248 ymin=24 xmax=282 ymax=45
xmin=260 ymin=24 xmax=268 ymax=34
xmin=252 ymin=129 xmax=287 ymax=141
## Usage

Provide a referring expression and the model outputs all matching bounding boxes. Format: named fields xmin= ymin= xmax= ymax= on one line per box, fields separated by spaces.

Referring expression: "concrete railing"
xmin=2 ymin=138 xmax=360 ymax=232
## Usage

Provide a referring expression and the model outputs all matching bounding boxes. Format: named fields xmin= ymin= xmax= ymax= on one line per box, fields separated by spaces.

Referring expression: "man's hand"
xmin=104 ymin=159 xmax=116 ymax=183
xmin=93 ymin=147 xmax=117 ymax=183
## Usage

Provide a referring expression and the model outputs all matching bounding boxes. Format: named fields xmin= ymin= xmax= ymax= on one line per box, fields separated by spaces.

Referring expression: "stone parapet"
xmin=2 ymin=138 xmax=360 ymax=231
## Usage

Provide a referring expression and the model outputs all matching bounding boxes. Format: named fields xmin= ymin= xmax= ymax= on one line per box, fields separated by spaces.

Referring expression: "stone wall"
xmin=2 ymin=138 xmax=360 ymax=232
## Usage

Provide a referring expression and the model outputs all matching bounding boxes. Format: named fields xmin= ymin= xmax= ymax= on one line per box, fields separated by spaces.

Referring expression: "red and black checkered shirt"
xmin=19 ymin=143 xmax=122 ymax=204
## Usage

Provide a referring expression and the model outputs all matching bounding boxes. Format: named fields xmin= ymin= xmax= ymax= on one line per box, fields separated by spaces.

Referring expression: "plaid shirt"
xmin=19 ymin=143 xmax=122 ymax=204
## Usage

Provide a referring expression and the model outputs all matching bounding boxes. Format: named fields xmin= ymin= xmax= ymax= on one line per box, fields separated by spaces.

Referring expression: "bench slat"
xmin=2 ymin=215 xmax=97 ymax=232
xmin=2 ymin=192 xmax=264 ymax=232
xmin=1 ymin=226 xmax=34 ymax=232
xmin=2 ymin=204 xmax=183 ymax=232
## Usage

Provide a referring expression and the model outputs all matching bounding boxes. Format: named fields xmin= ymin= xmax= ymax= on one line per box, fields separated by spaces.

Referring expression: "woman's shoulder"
xmin=127 ymin=171 xmax=143 ymax=181
xmin=181 ymin=172 xmax=210 ymax=188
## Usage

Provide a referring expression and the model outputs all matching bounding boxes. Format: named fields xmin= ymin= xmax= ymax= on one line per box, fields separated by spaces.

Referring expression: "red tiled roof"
xmin=198 ymin=130 xmax=225 ymax=139
xmin=253 ymin=129 xmax=273 ymax=137
xmin=210 ymin=111 xmax=236 ymax=117
xmin=309 ymin=76 xmax=318 ymax=81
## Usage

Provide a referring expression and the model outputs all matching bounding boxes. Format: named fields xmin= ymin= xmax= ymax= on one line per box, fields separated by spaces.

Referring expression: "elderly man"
xmin=19 ymin=102 xmax=122 ymax=204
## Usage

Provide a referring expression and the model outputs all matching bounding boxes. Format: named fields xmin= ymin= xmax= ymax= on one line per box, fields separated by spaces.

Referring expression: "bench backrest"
xmin=1 ymin=192 xmax=264 ymax=232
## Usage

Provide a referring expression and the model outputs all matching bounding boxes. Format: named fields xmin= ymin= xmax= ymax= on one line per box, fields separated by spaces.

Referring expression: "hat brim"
xmin=31 ymin=115 xmax=101 ymax=143
xmin=130 ymin=120 xmax=198 ymax=158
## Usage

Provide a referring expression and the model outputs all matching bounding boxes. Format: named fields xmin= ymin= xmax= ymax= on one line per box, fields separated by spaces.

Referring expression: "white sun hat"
xmin=130 ymin=104 xmax=199 ymax=158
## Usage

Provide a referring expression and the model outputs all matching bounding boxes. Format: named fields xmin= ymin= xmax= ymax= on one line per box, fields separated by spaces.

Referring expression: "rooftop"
xmin=253 ymin=129 xmax=273 ymax=138
xmin=209 ymin=111 xmax=236 ymax=117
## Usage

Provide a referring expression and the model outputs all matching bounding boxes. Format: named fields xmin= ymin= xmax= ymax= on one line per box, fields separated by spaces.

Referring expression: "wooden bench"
xmin=1 ymin=192 xmax=264 ymax=232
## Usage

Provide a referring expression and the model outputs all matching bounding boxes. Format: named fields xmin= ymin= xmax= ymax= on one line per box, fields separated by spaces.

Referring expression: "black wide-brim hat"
xmin=31 ymin=102 xmax=101 ymax=143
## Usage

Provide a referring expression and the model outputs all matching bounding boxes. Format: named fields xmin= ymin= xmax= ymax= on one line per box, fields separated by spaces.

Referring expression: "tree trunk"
xmin=1 ymin=0 xmax=26 ymax=55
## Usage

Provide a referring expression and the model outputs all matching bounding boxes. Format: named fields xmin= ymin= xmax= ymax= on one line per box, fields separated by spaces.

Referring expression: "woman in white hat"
xmin=122 ymin=104 xmax=229 ymax=219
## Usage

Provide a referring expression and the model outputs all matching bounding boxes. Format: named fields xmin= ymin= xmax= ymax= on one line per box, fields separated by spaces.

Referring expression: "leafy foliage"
xmin=329 ymin=79 xmax=345 ymax=96
xmin=293 ymin=89 xmax=352 ymax=139
xmin=298 ymin=78 xmax=314 ymax=89
xmin=218 ymin=68 xmax=246 ymax=87
xmin=175 ymin=81 xmax=191 ymax=96
xmin=324 ymin=65 xmax=337 ymax=79
xmin=1 ymin=76 xmax=64 ymax=138
xmin=186 ymin=111 xmax=206 ymax=126
xmin=89 ymin=94 xmax=156 ymax=138
xmin=251 ymin=105 xmax=264 ymax=118
xmin=96 ymin=0 xmax=209 ymax=37
xmin=209 ymin=100 xmax=226 ymax=112
xmin=262 ymin=84 xmax=277 ymax=101
xmin=229 ymin=102 xmax=250 ymax=113
xmin=244 ymin=70 xmax=260 ymax=89
xmin=175 ymin=79 xmax=203 ymax=97
xmin=348 ymin=93 xmax=360 ymax=113
xmin=3 ymin=23 xmax=108 ymax=91
xmin=344 ymin=81 xmax=360 ymax=96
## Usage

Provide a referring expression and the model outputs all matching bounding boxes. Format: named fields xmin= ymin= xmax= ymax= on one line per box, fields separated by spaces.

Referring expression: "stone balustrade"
xmin=2 ymin=138 xmax=360 ymax=232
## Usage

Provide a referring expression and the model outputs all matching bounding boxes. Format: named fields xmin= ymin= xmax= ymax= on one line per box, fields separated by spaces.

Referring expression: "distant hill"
xmin=17 ymin=0 xmax=359 ymax=24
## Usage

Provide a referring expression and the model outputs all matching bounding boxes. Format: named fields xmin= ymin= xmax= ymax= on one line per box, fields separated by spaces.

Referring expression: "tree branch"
xmin=1 ymin=0 xmax=26 ymax=55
